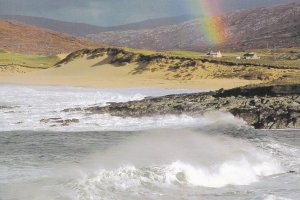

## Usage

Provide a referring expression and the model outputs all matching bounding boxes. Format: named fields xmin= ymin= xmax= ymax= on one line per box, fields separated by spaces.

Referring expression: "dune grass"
xmin=165 ymin=49 xmax=300 ymax=69
xmin=0 ymin=51 xmax=60 ymax=69
xmin=115 ymin=47 xmax=300 ymax=84
xmin=122 ymin=47 xmax=300 ymax=69
xmin=1 ymin=47 xmax=299 ymax=84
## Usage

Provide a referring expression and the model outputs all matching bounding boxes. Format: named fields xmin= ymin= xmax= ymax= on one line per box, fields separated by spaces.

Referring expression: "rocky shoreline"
xmin=63 ymin=84 xmax=300 ymax=129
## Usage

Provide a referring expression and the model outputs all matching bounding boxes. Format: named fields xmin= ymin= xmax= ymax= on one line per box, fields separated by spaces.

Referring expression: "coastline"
xmin=0 ymin=76 xmax=260 ymax=90
xmin=62 ymin=84 xmax=300 ymax=130
xmin=0 ymin=48 xmax=298 ymax=129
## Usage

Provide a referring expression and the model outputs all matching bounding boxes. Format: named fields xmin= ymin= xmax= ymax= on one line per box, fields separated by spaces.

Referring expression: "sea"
xmin=0 ymin=85 xmax=299 ymax=200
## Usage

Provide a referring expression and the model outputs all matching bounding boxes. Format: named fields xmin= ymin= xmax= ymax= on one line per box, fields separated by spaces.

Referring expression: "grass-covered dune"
xmin=56 ymin=47 xmax=300 ymax=83
xmin=0 ymin=47 xmax=299 ymax=89
xmin=0 ymin=50 xmax=59 ymax=68
xmin=127 ymin=47 xmax=300 ymax=69
xmin=0 ymin=50 xmax=59 ymax=75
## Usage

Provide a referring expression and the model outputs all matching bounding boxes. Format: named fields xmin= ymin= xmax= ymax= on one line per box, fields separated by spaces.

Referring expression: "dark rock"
xmin=214 ymin=84 xmax=300 ymax=97
xmin=62 ymin=84 xmax=300 ymax=129
xmin=40 ymin=118 xmax=80 ymax=126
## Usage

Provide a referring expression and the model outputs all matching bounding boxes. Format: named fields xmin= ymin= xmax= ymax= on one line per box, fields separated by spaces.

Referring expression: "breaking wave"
xmin=74 ymin=130 xmax=283 ymax=199
xmin=78 ymin=158 xmax=281 ymax=190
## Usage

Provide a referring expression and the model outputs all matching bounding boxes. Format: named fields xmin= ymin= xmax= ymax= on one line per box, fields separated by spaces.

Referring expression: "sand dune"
xmin=0 ymin=53 xmax=261 ymax=89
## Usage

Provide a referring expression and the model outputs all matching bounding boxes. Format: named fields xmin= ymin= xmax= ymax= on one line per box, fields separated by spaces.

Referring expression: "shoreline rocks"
xmin=40 ymin=118 xmax=80 ymax=127
xmin=63 ymin=84 xmax=300 ymax=129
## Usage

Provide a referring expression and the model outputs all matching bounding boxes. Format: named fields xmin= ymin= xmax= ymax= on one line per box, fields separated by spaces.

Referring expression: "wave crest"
xmin=77 ymin=158 xmax=282 ymax=199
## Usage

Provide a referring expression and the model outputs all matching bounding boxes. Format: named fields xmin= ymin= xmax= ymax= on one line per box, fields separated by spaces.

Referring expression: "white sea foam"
xmin=78 ymin=158 xmax=281 ymax=192
xmin=264 ymin=195 xmax=293 ymax=200
xmin=0 ymin=85 xmax=244 ymax=132
xmin=74 ymin=130 xmax=283 ymax=198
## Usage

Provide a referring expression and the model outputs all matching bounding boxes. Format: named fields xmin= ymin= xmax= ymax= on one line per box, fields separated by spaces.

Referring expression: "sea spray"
xmin=1 ymin=128 xmax=298 ymax=200
xmin=75 ymin=129 xmax=283 ymax=198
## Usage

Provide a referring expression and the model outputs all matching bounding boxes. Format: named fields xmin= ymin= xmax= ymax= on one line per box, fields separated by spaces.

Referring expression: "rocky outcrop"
xmin=63 ymin=84 xmax=300 ymax=129
xmin=215 ymin=84 xmax=300 ymax=97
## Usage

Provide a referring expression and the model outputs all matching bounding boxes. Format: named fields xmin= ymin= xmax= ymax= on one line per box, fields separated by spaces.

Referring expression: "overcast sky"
xmin=0 ymin=0 xmax=296 ymax=26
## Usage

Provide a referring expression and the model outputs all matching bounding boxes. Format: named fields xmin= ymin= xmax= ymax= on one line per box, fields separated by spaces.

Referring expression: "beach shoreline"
xmin=0 ymin=76 xmax=260 ymax=90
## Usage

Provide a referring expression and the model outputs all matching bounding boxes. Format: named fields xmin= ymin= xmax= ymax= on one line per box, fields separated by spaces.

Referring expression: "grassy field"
xmin=0 ymin=50 xmax=60 ymax=69
xmin=165 ymin=49 xmax=300 ymax=69
xmin=123 ymin=47 xmax=300 ymax=69
xmin=2 ymin=47 xmax=297 ymax=70
xmin=118 ymin=47 xmax=300 ymax=84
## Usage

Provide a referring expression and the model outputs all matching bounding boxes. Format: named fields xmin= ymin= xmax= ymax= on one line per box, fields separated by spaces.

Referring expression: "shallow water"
xmin=0 ymin=85 xmax=209 ymax=132
xmin=0 ymin=85 xmax=299 ymax=200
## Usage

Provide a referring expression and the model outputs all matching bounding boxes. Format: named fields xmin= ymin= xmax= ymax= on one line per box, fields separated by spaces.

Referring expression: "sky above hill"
xmin=0 ymin=0 xmax=296 ymax=26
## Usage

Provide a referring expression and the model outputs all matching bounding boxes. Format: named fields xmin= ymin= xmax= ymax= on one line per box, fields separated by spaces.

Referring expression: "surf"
xmin=74 ymin=129 xmax=283 ymax=199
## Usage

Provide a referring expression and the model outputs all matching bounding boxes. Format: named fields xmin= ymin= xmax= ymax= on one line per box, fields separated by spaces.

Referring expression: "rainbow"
xmin=187 ymin=0 xmax=227 ymax=45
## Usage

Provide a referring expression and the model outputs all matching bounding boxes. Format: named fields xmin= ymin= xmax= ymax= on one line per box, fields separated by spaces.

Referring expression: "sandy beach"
xmin=0 ymin=54 xmax=261 ymax=89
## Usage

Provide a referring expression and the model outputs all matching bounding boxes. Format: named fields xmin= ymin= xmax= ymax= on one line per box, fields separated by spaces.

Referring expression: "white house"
xmin=207 ymin=51 xmax=222 ymax=58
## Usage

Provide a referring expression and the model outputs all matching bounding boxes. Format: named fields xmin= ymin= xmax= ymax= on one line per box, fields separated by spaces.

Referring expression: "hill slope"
xmin=87 ymin=2 xmax=300 ymax=51
xmin=0 ymin=15 xmax=195 ymax=37
xmin=0 ymin=20 xmax=101 ymax=55
xmin=0 ymin=15 xmax=107 ymax=37
xmin=107 ymin=15 xmax=195 ymax=32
